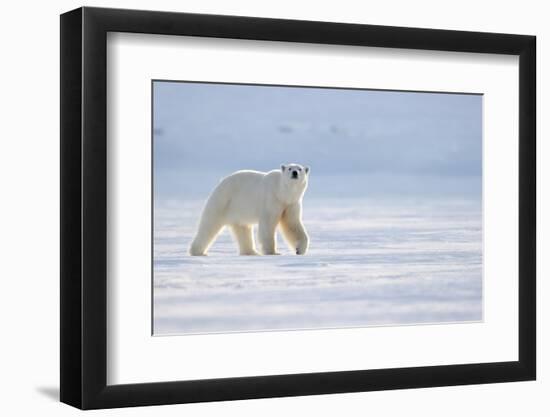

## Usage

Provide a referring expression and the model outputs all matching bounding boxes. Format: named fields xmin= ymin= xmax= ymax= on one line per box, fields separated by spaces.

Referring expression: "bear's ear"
xmin=281 ymin=164 xmax=286 ymax=172
xmin=305 ymin=166 xmax=310 ymax=175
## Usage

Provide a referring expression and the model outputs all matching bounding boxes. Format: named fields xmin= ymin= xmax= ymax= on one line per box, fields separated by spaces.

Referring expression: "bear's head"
xmin=281 ymin=163 xmax=309 ymax=181
xmin=281 ymin=164 xmax=309 ymax=199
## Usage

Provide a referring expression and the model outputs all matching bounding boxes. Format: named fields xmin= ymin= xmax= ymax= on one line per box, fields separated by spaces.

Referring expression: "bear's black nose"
xmin=292 ymin=171 xmax=298 ymax=178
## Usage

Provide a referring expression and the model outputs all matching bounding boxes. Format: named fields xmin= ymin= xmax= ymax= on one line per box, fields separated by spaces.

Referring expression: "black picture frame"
xmin=60 ymin=6 xmax=536 ymax=410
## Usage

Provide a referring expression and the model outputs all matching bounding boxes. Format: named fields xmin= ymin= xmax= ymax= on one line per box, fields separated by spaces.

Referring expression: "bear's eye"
xmin=298 ymin=167 xmax=302 ymax=171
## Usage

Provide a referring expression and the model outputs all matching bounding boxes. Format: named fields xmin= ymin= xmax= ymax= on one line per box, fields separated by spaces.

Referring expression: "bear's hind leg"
xmin=230 ymin=224 xmax=259 ymax=255
xmin=189 ymin=218 xmax=225 ymax=256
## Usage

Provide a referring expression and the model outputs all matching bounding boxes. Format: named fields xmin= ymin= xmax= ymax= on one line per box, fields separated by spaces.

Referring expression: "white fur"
xmin=189 ymin=164 xmax=310 ymax=256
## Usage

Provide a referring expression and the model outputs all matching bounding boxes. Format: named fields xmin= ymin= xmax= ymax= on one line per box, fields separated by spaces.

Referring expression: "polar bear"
xmin=189 ymin=164 xmax=310 ymax=256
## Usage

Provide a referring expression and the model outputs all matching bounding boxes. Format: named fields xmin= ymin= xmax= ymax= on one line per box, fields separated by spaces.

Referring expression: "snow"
xmin=153 ymin=197 xmax=482 ymax=335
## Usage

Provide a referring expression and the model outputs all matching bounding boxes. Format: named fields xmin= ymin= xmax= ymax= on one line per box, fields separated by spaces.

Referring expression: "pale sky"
xmin=153 ymin=81 xmax=482 ymax=199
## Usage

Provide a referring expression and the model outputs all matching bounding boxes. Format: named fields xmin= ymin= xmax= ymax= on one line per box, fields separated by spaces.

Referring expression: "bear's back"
xmin=220 ymin=170 xmax=265 ymax=189
xmin=214 ymin=170 xmax=270 ymax=202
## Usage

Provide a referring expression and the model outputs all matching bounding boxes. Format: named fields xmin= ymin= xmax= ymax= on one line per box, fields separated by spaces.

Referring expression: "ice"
xmin=153 ymin=197 xmax=482 ymax=335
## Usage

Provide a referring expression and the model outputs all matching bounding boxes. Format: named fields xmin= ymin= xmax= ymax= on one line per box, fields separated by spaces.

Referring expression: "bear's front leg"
xmin=280 ymin=203 xmax=309 ymax=255
xmin=295 ymin=235 xmax=309 ymax=255
xmin=258 ymin=217 xmax=280 ymax=255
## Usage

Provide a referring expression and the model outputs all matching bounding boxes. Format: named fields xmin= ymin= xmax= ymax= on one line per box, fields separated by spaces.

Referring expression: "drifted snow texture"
xmin=153 ymin=197 xmax=482 ymax=335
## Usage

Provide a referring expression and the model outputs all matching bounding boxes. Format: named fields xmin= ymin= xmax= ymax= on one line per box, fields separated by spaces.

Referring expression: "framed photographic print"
xmin=60 ymin=6 xmax=536 ymax=409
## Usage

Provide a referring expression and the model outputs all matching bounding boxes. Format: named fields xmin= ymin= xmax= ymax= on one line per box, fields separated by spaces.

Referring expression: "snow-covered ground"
xmin=153 ymin=197 xmax=482 ymax=335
